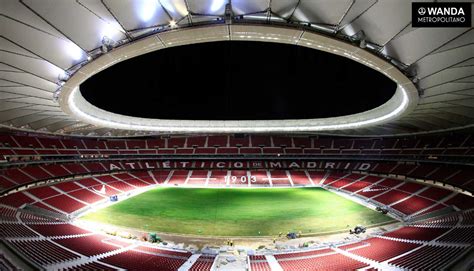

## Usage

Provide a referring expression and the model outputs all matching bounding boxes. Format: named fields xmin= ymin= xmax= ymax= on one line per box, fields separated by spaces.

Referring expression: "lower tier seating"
xmin=277 ymin=251 xmax=368 ymax=271
xmin=6 ymin=239 xmax=80 ymax=266
xmin=65 ymin=261 xmax=116 ymax=270
xmin=189 ymin=255 xmax=216 ymax=271
xmin=100 ymin=250 xmax=188 ymax=271
xmin=0 ymin=169 xmax=472 ymax=270
xmin=389 ymin=245 xmax=467 ymax=270
xmin=343 ymin=238 xmax=420 ymax=262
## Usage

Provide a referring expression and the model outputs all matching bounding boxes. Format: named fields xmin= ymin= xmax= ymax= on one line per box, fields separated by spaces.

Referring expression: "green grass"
xmin=81 ymin=187 xmax=394 ymax=236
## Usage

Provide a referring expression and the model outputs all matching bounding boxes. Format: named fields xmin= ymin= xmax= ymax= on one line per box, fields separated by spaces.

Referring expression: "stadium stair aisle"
xmin=248 ymin=255 xmax=271 ymax=271
xmin=303 ymin=171 xmax=316 ymax=186
xmin=285 ymin=171 xmax=294 ymax=187
xmin=23 ymin=192 xmax=67 ymax=215
xmin=45 ymin=242 xmax=139 ymax=270
xmin=387 ymin=186 xmax=429 ymax=207
xmin=177 ymin=254 xmax=201 ymax=271
xmin=332 ymin=247 xmax=401 ymax=271
xmin=204 ymin=171 xmax=212 ymax=187
xmin=266 ymin=171 xmax=273 ymax=187
xmin=265 ymin=255 xmax=283 ymax=271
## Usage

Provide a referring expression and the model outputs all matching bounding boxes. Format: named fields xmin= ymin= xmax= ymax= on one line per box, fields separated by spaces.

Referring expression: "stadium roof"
xmin=1 ymin=0 xmax=473 ymax=137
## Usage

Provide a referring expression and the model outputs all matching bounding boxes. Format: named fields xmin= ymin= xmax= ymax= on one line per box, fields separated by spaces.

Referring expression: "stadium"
xmin=0 ymin=0 xmax=473 ymax=270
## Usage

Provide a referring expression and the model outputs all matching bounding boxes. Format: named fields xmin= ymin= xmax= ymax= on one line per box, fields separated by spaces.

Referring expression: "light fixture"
xmin=309 ymin=23 xmax=336 ymax=34
xmin=138 ymin=0 xmax=158 ymax=22
xmin=211 ymin=0 xmax=226 ymax=12
xmin=101 ymin=36 xmax=116 ymax=53
xmin=53 ymin=89 xmax=61 ymax=102
xmin=366 ymin=42 xmax=380 ymax=51
xmin=169 ymin=20 xmax=177 ymax=27
xmin=63 ymin=25 xmax=418 ymax=134
xmin=101 ymin=23 xmax=123 ymax=39
xmin=58 ymin=72 xmax=70 ymax=82
xmin=65 ymin=42 xmax=84 ymax=61
xmin=67 ymin=84 xmax=411 ymax=133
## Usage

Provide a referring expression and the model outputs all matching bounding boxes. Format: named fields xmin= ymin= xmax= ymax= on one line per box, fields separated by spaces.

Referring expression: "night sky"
xmin=81 ymin=41 xmax=396 ymax=120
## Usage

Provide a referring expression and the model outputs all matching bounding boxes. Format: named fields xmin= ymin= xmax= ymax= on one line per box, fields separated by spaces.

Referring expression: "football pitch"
xmin=81 ymin=187 xmax=394 ymax=236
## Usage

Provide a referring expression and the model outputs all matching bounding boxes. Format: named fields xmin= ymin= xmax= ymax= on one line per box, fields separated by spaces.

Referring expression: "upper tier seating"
xmin=1 ymin=134 xmax=471 ymax=158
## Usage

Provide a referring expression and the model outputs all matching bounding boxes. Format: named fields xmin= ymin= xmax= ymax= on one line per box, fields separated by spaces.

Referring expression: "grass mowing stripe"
xmin=81 ymin=187 xmax=394 ymax=236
